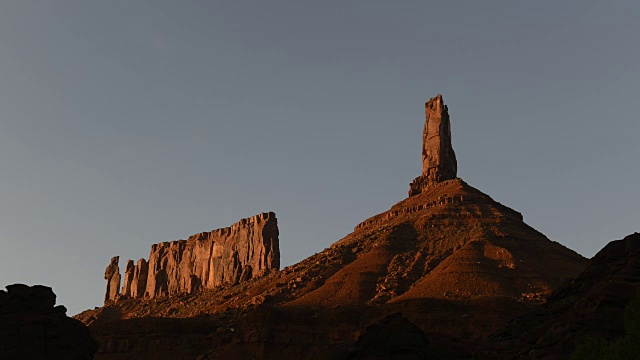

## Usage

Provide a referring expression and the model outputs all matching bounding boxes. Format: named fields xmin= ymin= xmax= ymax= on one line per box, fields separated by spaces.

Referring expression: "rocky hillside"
xmin=485 ymin=232 xmax=640 ymax=359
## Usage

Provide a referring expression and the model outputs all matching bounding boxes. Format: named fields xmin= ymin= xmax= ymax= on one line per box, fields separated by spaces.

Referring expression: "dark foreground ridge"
xmin=0 ymin=284 xmax=97 ymax=360
xmin=485 ymin=232 xmax=640 ymax=359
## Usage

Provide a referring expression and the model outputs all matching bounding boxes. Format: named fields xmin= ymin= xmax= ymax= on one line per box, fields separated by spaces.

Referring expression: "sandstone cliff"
xmin=104 ymin=212 xmax=279 ymax=302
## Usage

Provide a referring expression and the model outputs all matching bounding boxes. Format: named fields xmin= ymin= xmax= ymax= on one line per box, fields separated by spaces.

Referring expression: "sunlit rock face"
xmin=103 ymin=212 xmax=279 ymax=302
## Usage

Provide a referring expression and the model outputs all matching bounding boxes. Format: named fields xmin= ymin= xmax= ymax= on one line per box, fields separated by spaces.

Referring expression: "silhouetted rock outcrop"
xmin=409 ymin=94 xmax=457 ymax=196
xmin=104 ymin=212 xmax=279 ymax=303
xmin=0 ymin=284 xmax=97 ymax=360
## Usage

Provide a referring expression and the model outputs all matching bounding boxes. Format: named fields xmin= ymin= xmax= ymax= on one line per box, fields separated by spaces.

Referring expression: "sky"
xmin=0 ymin=1 xmax=638 ymax=315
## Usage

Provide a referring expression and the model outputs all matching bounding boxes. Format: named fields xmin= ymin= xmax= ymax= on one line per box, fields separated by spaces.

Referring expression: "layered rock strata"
xmin=409 ymin=94 xmax=458 ymax=196
xmin=104 ymin=212 xmax=279 ymax=303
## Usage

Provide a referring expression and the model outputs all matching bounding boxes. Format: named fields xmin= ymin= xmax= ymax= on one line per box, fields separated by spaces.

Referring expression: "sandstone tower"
xmin=409 ymin=94 xmax=457 ymax=196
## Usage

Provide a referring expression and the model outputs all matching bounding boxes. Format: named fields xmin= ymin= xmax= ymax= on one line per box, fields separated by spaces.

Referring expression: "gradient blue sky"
xmin=0 ymin=1 xmax=638 ymax=315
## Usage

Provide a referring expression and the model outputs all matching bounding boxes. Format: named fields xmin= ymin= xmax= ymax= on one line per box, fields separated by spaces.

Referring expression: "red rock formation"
xmin=82 ymin=179 xmax=586 ymax=358
xmin=409 ymin=94 xmax=457 ymax=196
xmin=130 ymin=258 xmax=148 ymax=299
xmin=80 ymin=95 xmax=592 ymax=359
xmin=121 ymin=259 xmax=135 ymax=298
xmin=105 ymin=212 xmax=279 ymax=302
xmin=118 ymin=258 xmax=148 ymax=300
xmin=104 ymin=256 xmax=120 ymax=303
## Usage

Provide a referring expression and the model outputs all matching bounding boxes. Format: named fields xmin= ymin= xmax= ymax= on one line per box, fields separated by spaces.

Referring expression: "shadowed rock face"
xmin=104 ymin=212 xmax=279 ymax=302
xmin=410 ymin=94 xmax=457 ymax=196
xmin=104 ymin=256 xmax=121 ymax=303
xmin=0 ymin=284 xmax=97 ymax=360
xmin=346 ymin=313 xmax=433 ymax=360
xmin=486 ymin=232 xmax=640 ymax=359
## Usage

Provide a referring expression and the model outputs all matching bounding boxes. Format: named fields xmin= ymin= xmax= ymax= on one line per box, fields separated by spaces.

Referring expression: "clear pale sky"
xmin=1 ymin=1 xmax=638 ymax=315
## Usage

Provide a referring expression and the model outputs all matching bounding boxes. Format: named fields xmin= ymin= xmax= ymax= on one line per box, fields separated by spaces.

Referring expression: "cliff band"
xmin=104 ymin=212 xmax=279 ymax=302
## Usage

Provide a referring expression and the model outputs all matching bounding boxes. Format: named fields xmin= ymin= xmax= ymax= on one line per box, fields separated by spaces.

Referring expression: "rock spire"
xmin=104 ymin=256 xmax=121 ymax=303
xmin=409 ymin=94 xmax=457 ymax=196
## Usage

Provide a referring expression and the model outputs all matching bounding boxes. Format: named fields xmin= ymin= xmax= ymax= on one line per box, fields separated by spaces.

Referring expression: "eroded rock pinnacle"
xmin=409 ymin=94 xmax=457 ymax=196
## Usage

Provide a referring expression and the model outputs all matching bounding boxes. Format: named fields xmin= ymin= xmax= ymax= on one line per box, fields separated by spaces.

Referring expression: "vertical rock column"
xmin=120 ymin=260 xmax=135 ymax=298
xmin=409 ymin=94 xmax=457 ymax=196
xmin=104 ymin=256 xmax=121 ymax=303
xmin=131 ymin=259 xmax=149 ymax=298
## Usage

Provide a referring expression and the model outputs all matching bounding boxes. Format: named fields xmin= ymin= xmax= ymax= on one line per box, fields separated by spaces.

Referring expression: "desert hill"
xmin=77 ymin=95 xmax=590 ymax=359
xmin=293 ymin=177 xmax=583 ymax=309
